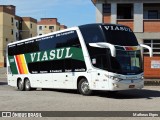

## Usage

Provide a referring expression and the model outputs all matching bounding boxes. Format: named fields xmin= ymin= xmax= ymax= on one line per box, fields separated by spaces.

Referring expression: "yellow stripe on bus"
xmin=19 ymin=54 xmax=28 ymax=74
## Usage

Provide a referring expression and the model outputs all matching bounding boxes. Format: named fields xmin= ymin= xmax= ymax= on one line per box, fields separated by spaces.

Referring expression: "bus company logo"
xmin=2 ymin=112 xmax=11 ymax=117
xmin=30 ymin=47 xmax=73 ymax=62
xmin=104 ymin=25 xmax=132 ymax=32
xmin=9 ymin=58 xmax=14 ymax=63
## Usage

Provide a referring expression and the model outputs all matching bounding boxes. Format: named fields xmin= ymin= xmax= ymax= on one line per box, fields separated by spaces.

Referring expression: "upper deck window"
xmin=79 ymin=25 xmax=104 ymax=44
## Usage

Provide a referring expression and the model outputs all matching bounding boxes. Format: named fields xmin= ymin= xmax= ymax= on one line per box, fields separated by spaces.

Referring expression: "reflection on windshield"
xmin=110 ymin=50 xmax=142 ymax=75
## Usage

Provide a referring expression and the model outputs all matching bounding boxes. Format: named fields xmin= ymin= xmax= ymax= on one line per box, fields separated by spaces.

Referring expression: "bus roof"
xmin=79 ymin=23 xmax=129 ymax=28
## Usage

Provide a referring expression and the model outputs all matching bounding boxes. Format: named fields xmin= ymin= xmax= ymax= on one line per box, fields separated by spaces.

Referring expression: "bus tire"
xmin=24 ymin=79 xmax=31 ymax=91
xmin=17 ymin=79 xmax=24 ymax=91
xmin=78 ymin=78 xmax=92 ymax=96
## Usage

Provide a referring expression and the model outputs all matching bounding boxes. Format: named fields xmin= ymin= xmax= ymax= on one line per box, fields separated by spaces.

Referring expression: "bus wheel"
xmin=17 ymin=79 xmax=24 ymax=91
xmin=24 ymin=79 xmax=31 ymax=91
xmin=78 ymin=78 xmax=92 ymax=96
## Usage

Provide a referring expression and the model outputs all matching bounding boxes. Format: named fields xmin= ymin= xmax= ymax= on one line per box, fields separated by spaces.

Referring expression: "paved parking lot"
xmin=0 ymin=77 xmax=160 ymax=119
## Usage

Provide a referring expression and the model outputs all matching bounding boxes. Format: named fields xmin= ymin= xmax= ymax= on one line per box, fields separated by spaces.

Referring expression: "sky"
xmin=0 ymin=0 xmax=96 ymax=27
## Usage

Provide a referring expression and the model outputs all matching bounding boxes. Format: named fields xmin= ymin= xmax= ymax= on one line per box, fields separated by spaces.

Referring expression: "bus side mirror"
xmin=89 ymin=42 xmax=116 ymax=57
xmin=140 ymin=44 xmax=153 ymax=57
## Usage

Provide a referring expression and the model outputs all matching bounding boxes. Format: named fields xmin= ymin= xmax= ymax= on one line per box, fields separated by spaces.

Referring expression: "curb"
xmin=144 ymin=80 xmax=160 ymax=86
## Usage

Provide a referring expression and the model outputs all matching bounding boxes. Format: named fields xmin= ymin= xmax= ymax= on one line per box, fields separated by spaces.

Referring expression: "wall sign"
xmin=151 ymin=60 xmax=160 ymax=68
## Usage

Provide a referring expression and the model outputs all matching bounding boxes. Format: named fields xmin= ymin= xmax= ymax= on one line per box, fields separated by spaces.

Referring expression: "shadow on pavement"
xmin=41 ymin=88 xmax=160 ymax=99
xmin=93 ymin=89 xmax=160 ymax=99
xmin=0 ymin=82 xmax=7 ymax=86
xmin=41 ymin=88 xmax=79 ymax=94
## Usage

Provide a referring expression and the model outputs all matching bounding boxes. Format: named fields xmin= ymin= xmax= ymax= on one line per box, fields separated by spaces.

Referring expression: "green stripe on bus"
xmin=8 ymin=56 xmax=18 ymax=74
xmin=24 ymin=47 xmax=84 ymax=63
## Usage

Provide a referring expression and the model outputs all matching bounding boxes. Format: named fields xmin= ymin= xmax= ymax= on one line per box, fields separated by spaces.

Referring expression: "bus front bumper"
xmin=109 ymin=79 xmax=144 ymax=91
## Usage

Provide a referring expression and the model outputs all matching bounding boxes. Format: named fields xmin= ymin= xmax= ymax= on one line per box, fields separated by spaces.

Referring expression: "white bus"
xmin=7 ymin=24 xmax=153 ymax=95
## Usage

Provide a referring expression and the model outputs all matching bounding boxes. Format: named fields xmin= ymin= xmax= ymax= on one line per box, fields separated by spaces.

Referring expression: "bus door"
xmin=90 ymin=56 xmax=109 ymax=90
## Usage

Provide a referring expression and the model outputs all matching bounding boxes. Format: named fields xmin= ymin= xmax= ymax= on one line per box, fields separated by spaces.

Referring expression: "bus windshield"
xmin=109 ymin=50 xmax=143 ymax=75
xmin=102 ymin=25 xmax=139 ymax=46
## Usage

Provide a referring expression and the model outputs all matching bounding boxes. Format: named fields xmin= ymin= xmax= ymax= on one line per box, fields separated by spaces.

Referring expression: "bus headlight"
xmin=105 ymin=74 xmax=122 ymax=81
xmin=110 ymin=76 xmax=122 ymax=81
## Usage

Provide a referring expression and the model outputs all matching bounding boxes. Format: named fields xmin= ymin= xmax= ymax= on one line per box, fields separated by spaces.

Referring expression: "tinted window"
xmin=39 ymin=31 xmax=80 ymax=51
xmin=79 ymin=25 xmax=104 ymax=44
xmin=64 ymin=59 xmax=86 ymax=72
xmin=102 ymin=25 xmax=138 ymax=46
xmin=109 ymin=50 xmax=142 ymax=75
xmin=88 ymin=47 xmax=110 ymax=71
xmin=8 ymin=40 xmax=39 ymax=56
xmin=28 ymin=60 xmax=65 ymax=74
xmin=8 ymin=30 xmax=80 ymax=56
xmin=79 ymin=25 xmax=110 ymax=70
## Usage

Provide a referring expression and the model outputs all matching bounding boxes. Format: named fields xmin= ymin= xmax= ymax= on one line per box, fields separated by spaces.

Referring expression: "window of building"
xmin=39 ymin=26 xmax=42 ymax=30
xmin=117 ymin=4 xmax=133 ymax=19
xmin=11 ymin=29 xmax=13 ymax=35
xmin=148 ymin=10 xmax=158 ymax=19
xmin=11 ymin=17 xmax=14 ymax=24
xmin=16 ymin=22 xmax=18 ymax=28
xmin=6 ymin=38 xmax=8 ymax=42
xmin=16 ymin=32 xmax=18 ymax=39
xmin=49 ymin=26 xmax=54 ymax=30
xmin=143 ymin=39 xmax=160 ymax=55
xmin=103 ymin=4 xmax=111 ymax=13
xmin=31 ymin=34 xmax=32 ymax=37
xmin=30 ymin=24 xmax=32 ymax=28
xmin=39 ymin=34 xmax=42 ymax=36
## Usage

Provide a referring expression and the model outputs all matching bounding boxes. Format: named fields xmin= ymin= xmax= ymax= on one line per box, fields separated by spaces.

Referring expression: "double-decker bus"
xmin=7 ymin=24 xmax=152 ymax=95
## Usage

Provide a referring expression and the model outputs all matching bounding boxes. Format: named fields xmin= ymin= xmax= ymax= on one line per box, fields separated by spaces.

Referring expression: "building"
xmin=37 ymin=18 xmax=67 ymax=36
xmin=20 ymin=17 xmax=37 ymax=40
xmin=0 ymin=5 xmax=37 ymax=67
xmin=92 ymin=0 xmax=160 ymax=79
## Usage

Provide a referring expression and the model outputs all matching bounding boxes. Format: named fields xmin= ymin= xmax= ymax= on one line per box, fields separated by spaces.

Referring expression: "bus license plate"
xmin=129 ymin=85 xmax=135 ymax=88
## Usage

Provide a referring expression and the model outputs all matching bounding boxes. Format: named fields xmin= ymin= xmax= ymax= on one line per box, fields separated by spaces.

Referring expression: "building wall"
xmin=21 ymin=18 xmax=37 ymax=40
xmin=38 ymin=24 xmax=58 ymax=35
xmin=0 ymin=11 xmax=14 ymax=67
xmin=0 ymin=12 xmax=3 ymax=67
xmin=37 ymin=18 xmax=67 ymax=36
xmin=0 ymin=5 xmax=37 ymax=67
xmin=144 ymin=56 xmax=160 ymax=78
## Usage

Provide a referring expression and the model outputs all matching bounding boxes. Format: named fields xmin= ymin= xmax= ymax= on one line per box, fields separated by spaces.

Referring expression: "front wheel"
xmin=78 ymin=78 xmax=92 ymax=96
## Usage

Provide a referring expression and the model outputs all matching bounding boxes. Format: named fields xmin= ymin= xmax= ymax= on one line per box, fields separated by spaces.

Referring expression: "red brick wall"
xmin=144 ymin=20 xmax=160 ymax=32
xmin=117 ymin=20 xmax=134 ymax=31
xmin=103 ymin=13 xmax=111 ymax=23
xmin=144 ymin=56 xmax=160 ymax=78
